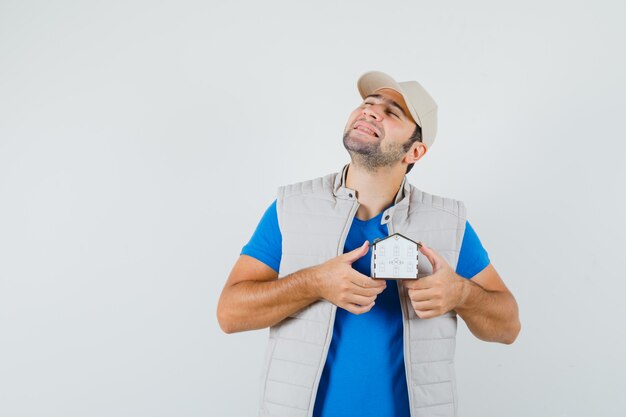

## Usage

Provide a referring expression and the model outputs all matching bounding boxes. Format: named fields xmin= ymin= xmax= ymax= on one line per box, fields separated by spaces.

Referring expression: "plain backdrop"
xmin=1 ymin=1 xmax=625 ymax=416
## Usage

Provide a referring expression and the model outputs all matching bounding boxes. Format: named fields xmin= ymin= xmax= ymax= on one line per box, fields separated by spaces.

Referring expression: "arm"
xmin=217 ymin=241 xmax=386 ymax=334
xmin=454 ymin=263 xmax=520 ymax=344
xmin=403 ymin=243 xmax=520 ymax=344
xmin=216 ymin=255 xmax=319 ymax=334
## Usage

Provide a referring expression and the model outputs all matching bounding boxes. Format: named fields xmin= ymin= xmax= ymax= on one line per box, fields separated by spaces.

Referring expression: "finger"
xmin=407 ymin=288 xmax=438 ymax=302
xmin=418 ymin=242 xmax=444 ymax=270
xmin=350 ymin=272 xmax=386 ymax=289
xmin=342 ymin=240 xmax=370 ymax=264
xmin=363 ymin=277 xmax=386 ymax=288
xmin=411 ymin=299 xmax=438 ymax=311
xmin=352 ymin=284 xmax=386 ymax=297
xmin=346 ymin=301 xmax=375 ymax=315
xmin=345 ymin=294 xmax=377 ymax=306
xmin=414 ymin=309 xmax=441 ymax=319
xmin=402 ymin=278 xmax=431 ymax=290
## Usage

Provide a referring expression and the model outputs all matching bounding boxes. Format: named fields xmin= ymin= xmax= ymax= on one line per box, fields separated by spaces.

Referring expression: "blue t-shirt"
xmin=241 ymin=200 xmax=490 ymax=417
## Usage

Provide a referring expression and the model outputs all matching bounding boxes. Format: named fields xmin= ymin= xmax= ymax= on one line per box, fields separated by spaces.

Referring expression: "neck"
xmin=345 ymin=162 xmax=406 ymax=221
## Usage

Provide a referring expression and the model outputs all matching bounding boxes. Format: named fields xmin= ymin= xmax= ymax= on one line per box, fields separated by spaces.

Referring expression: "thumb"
xmin=418 ymin=242 xmax=444 ymax=271
xmin=342 ymin=240 xmax=370 ymax=264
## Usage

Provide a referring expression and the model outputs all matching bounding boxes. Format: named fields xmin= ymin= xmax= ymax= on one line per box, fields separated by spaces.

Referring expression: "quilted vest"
xmin=259 ymin=164 xmax=467 ymax=417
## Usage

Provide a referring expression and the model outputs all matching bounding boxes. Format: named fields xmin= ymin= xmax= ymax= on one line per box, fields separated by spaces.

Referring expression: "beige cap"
xmin=357 ymin=70 xmax=438 ymax=148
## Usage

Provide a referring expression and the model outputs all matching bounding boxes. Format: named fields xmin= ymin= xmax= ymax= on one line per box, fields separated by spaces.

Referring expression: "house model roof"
xmin=371 ymin=233 xmax=420 ymax=280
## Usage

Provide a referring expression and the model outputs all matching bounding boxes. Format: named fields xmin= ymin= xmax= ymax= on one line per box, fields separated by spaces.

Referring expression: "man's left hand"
xmin=402 ymin=243 xmax=470 ymax=319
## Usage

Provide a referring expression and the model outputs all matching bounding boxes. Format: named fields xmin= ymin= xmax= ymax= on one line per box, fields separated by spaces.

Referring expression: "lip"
xmin=353 ymin=121 xmax=380 ymax=137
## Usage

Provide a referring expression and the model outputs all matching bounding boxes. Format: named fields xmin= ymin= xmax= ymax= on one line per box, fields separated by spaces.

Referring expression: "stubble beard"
xmin=343 ymin=130 xmax=412 ymax=173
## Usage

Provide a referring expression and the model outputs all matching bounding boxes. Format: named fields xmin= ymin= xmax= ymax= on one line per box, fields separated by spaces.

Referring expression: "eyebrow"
xmin=364 ymin=94 xmax=408 ymax=118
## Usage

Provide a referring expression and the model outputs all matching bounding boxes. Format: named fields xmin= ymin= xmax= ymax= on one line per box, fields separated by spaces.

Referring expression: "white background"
xmin=1 ymin=1 xmax=625 ymax=416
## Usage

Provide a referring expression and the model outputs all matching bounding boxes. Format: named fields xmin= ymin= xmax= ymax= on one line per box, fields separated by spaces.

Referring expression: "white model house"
xmin=371 ymin=233 xmax=420 ymax=279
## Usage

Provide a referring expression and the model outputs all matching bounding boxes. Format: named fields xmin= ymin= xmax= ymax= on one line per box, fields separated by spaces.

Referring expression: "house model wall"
xmin=371 ymin=233 xmax=420 ymax=279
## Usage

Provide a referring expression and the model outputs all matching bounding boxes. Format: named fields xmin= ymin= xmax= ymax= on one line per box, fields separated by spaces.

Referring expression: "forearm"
xmin=217 ymin=267 xmax=321 ymax=333
xmin=455 ymin=279 xmax=521 ymax=344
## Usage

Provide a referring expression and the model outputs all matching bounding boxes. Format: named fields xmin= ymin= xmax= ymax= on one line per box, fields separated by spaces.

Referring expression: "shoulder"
xmin=407 ymin=183 xmax=467 ymax=220
xmin=278 ymin=170 xmax=338 ymax=201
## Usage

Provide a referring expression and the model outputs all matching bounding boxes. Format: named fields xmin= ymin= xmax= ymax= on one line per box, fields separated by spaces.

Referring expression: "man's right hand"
xmin=218 ymin=240 xmax=386 ymax=333
xmin=312 ymin=240 xmax=387 ymax=315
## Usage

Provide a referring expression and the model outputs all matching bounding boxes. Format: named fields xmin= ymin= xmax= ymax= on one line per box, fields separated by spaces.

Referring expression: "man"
xmin=217 ymin=70 xmax=520 ymax=417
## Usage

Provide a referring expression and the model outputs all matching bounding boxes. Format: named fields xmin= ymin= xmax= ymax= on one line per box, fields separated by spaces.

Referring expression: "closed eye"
xmin=364 ymin=101 xmax=400 ymax=118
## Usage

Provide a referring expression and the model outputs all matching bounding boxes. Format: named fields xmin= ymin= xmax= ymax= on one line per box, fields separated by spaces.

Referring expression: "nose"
xmin=362 ymin=104 xmax=382 ymax=120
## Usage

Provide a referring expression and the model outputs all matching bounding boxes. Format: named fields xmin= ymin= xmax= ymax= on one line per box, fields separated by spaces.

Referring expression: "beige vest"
xmin=259 ymin=164 xmax=467 ymax=417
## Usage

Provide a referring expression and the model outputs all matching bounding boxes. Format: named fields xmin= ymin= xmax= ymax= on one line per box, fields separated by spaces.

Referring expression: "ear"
xmin=403 ymin=142 xmax=428 ymax=164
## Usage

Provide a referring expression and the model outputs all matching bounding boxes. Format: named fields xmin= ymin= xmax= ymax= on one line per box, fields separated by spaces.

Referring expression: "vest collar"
xmin=333 ymin=163 xmax=412 ymax=225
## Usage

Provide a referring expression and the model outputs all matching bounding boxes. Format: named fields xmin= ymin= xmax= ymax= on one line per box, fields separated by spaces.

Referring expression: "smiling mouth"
xmin=354 ymin=125 xmax=379 ymax=137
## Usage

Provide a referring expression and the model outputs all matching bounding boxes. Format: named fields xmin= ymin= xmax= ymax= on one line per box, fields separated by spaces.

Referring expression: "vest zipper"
xmin=387 ymin=219 xmax=416 ymax=416
xmin=307 ymin=198 xmax=360 ymax=417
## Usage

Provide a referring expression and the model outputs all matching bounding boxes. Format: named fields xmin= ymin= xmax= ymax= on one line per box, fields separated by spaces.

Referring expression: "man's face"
xmin=343 ymin=88 xmax=418 ymax=171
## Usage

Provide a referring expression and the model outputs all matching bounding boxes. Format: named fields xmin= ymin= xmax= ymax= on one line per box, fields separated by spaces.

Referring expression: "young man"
xmin=217 ymin=70 xmax=520 ymax=417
